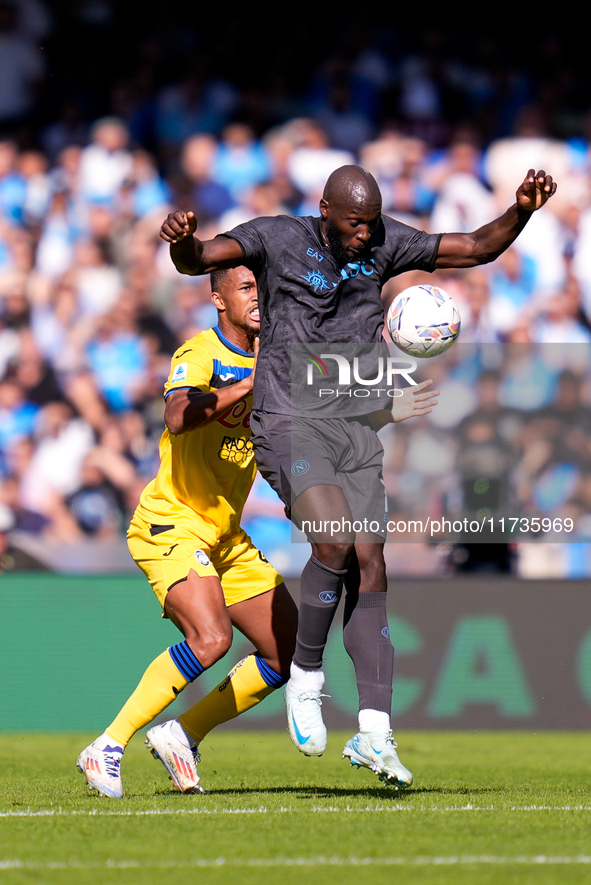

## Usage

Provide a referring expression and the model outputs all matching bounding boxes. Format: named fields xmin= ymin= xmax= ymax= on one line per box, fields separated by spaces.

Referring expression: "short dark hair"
xmin=210 ymin=268 xmax=231 ymax=294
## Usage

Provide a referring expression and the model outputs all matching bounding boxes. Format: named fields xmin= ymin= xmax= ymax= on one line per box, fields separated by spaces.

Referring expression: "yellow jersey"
xmin=135 ymin=326 xmax=256 ymax=546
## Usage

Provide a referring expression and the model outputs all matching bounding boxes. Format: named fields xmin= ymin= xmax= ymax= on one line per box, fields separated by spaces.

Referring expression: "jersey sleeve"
xmin=164 ymin=340 xmax=213 ymax=397
xmin=217 ymin=216 xmax=277 ymax=270
xmin=382 ymin=215 xmax=443 ymax=279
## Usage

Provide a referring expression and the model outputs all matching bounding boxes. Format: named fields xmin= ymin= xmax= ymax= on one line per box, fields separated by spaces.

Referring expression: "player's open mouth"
xmin=249 ymin=308 xmax=260 ymax=322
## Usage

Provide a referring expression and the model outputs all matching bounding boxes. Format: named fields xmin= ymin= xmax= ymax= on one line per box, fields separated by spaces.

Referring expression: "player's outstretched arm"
xmin=435 ymin=169 xmax=557 ymax=269
xmin=160 ymin=210 xmax=244 ymax=276
xmin=367 ymin=379 xmax=439 ymax=430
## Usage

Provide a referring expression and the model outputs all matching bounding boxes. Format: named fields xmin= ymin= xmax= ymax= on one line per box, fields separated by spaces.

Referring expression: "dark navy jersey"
xmin=220 ymin=214 xmax=442 ymax=416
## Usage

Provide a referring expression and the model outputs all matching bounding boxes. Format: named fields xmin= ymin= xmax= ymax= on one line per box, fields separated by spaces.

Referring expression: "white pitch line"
xmin=1 ymin=804 xmax=590 ymax=818
xmin=2 ymin=856 xmax=591 ymax=870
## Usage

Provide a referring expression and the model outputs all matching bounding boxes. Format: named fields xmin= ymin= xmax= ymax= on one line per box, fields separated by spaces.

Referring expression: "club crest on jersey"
xmin=291 ymin=459 xmax=310 ymax=476
xmin=302 ymin=269 xmax=330 ymax=293
xmin=194 ymin=549 xmax=210 ymax=567
xmin=172 ymin=362 xmax=188 ymax=382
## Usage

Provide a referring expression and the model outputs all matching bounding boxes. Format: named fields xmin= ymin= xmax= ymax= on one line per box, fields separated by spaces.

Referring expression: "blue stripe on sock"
xmin=254 ymin=653 xmax=286 ymax=687
xmin=168 ymin=641 xmax=204 ymax=682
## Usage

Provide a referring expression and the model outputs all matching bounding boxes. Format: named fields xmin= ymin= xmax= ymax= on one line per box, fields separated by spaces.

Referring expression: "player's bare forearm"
xmin=165 ymin=378 xmax=253 ymax=434
xmin=160 ymin=210 xmax=244 ymax=275
xmin=169 ymin=234 xmax=204 ymax=275
xmin=435 ymin=169 xmax=556 ymax=269
xmin=435 ymin=203 xmax=531 ymax=268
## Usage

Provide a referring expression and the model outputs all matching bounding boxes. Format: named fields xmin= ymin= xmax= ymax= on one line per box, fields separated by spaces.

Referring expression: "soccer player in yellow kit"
xmin=77 ymin=265 xmax=297 ymax=797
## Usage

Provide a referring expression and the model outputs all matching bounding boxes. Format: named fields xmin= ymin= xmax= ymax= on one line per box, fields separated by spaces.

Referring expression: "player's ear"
xmin=319 ymin=198 xmax=329 ymax=218
xmin=211 ymin=291 xmax=225 ymax=312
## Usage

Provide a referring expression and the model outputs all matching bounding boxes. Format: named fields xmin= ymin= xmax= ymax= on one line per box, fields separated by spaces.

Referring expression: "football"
xmin=386 ymin=284 xmax=461 ymax=358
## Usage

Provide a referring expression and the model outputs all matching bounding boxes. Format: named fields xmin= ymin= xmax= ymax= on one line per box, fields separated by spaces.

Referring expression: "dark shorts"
xmin=250 ymin=411 xmax=388 ymax=541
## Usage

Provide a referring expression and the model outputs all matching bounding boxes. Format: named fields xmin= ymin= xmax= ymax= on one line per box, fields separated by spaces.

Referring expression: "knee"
xmin=313 ymin=541 xmax=354 ymax=570
xmin=184 ymin=625 xmax=233 ymax=670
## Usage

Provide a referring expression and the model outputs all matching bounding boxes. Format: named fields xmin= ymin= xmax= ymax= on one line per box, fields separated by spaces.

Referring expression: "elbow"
xmin=172 ymin=260 xmax=201 ymax=277
xmin=165 ymin=407 xmax=207 ymax=435
xmin=164 ymin=403 xmax=187 ymax=436
xmin=463 ymin=236 xmax=500 ymax=268
xmin=165 ymin=415 xmax=184 ymax=436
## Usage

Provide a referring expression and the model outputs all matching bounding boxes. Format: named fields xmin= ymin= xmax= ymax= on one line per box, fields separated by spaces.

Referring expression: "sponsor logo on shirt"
xmin=218 ymin=435 xmax=254 ymax=464
xmin=340 ymin=259 xmax=376 ymax=280
xmin=215 ymin=398 xmax=252 ymax=429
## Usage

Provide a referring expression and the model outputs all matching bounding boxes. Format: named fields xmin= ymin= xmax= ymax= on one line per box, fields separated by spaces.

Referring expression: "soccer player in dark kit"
xmin=160 ymin=164 xmax=556 ymax=787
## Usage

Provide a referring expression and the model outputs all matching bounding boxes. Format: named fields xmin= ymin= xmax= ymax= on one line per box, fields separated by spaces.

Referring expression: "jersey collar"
xmin=213 ymin=324 xmax=254 ymax=358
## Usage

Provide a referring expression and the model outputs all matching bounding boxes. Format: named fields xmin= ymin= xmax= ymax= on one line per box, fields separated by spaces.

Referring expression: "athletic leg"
xmin=291 ymin=484 xmax=354 ymax=672
xmin=106 ymin=570 xmax=233 ymax=744
xmin=179 ymin=582 xmax=298 ymax=741
xmin=282 ymin=484 xmax=354 ymax=755
xmin=78 ymin=570 xmax=232 ymax=796
xmin=341 ymin=544 xmax=413 ymax=788
xmin=342 ymin=544 xmax=392 ymax=719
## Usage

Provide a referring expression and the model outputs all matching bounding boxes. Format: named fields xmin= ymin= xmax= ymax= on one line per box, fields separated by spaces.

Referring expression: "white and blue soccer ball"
xmin=386 ymin=284 xmax=461 ymax=358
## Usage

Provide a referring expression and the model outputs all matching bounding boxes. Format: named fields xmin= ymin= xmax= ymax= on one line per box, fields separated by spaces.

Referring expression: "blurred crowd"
xmin=1 ymin=1 xmax=591 ymax=574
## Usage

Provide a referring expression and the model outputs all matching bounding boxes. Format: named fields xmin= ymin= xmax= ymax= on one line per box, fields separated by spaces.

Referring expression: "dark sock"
xmin=293 ymin=554 xmax=347 ymax=670
xmin=343 ymin=590 xmax=393 ymax=713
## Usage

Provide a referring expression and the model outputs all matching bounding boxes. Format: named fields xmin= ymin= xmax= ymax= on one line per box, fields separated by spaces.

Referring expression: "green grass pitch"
xmin=1 ymin=731 xmax=590 ymax=885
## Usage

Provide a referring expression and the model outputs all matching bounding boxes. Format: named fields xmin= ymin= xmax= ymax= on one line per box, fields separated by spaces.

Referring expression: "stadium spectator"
xmin=0 ymin=374 xmax=38 ymax=456
xmin=84 ymin=302 xmax=149 ymax=413
xmin=531 ymin=279 xmax=591 ymax=345
xmin=211 ymin=122 xmax=271 ymax=201
xmin=283 ymin=118 xmax=354 ymax=211
xmin=78 ymin=117 xmax=133 ymax=208
xmin=177 ymin=133 xmax=236 ymax=226
xmin=66 ymin=452 xmax=126 ymax=538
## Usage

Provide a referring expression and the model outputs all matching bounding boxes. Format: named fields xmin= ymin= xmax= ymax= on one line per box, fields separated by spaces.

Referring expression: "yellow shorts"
xmin=127 ymin=513 xmax=283 ymax=610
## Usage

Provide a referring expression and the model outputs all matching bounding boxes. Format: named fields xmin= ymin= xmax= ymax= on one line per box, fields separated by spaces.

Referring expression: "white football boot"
xmin=77 ymin=737 xmax=124 ymax=798
xmin=342 ymin=731 xmax=413 ymax=788
xmin=145 ymin=720 xmax=205 ymax=794
xmin=284 ymin=680 xmax=328 ymax=756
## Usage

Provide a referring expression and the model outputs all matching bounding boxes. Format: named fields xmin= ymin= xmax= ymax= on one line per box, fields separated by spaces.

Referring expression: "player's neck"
xmin=216 ymin=319 xmax=255 ymax=355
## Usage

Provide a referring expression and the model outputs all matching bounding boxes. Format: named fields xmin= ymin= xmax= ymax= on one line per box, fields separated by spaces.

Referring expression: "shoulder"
xmin=169 ymin=329 xmax=221 ymax=376
xmin=377 ymin=213 xmax=442 ymax=270
xmin=220 ymin=215 xmax=311 ymax=264
xmin=171 ymin=328 xmax=216 ymax=359
xmin=224 ymin=214 xmax=308 ymax=240
xmin=380 ymin=213 xmax=425 ymax=239
xmin=165 ymin=329 xmax=222 ymax=393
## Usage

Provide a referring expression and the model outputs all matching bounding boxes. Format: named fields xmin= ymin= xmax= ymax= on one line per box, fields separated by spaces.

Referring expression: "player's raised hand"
xmin=160 ymin=210 xmax=198 ymax=244
xmin=391 ymin=378 xmax=439 ymax=423
xmin=516 ymin=169 xmax=557 ymax=213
